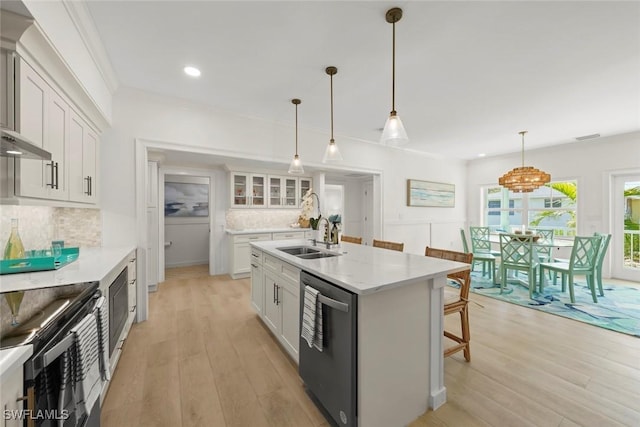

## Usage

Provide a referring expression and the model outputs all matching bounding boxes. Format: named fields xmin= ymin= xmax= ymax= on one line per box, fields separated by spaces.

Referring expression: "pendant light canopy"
xmin=323 ymin=66 xmax=343 ymax=163
xmin=381 ymin=7 xmax=409 ymax=147
xmin=498 ymin=131 xmax=551 ymax=193
xmin=288 ymin=98 xmax=304 ymax=174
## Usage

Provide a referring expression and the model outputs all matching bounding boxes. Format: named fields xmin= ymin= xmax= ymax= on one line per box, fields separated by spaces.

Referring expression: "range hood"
xmin=1 ymin=128 xmax=51 ymax=160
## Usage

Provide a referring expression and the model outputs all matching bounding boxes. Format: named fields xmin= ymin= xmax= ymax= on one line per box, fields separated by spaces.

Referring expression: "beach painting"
xmin=407 ymin=179 xmax=455 ymax=207
xmin=165 ymin=182 xmax=209 ymax=216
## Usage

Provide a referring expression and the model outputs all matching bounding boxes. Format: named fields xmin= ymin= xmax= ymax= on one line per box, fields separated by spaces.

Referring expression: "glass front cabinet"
xmin=231 ymin=173 xmax=266 ymax=207
xmin=230 ymin=172 xmax=310 ymax=209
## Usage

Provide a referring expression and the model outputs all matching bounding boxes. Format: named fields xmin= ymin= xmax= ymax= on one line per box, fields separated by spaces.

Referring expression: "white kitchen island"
xmin=250 ymin=239 xmax=470 ymax=427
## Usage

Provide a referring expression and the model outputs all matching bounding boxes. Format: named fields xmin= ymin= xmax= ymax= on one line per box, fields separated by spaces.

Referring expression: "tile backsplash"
xmin=0 ymin=206 xmax=101 ymax=252
xmin=225 ymin=209 xmax=301 ymax=230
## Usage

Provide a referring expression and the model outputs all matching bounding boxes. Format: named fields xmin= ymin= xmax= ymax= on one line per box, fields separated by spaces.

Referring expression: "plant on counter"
xmin=300 ymin=188 xmax=322 ymax=229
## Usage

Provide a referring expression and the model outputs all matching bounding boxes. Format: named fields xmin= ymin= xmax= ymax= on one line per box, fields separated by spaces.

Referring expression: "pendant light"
xmin=381 ymin=7 xmax=409 ymax=146
xmin=498 ymin=131 xmax=551 ymax=193
xmin=323 ymin=66 xmax=343 ymax=163
xmin=288 ymin=99 xmax=304 ymax=174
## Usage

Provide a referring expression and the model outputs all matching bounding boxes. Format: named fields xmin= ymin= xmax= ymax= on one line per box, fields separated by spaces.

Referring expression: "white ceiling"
xmin=82 ymin=1 xmax=638 ymax=160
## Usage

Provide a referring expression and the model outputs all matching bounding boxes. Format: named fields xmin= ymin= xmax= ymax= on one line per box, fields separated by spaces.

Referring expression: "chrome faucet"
xmin=317 ymin=217 xmax=338 ymax=249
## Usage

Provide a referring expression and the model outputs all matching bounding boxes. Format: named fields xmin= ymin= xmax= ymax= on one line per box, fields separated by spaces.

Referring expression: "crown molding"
xmin=61 ymin=0 xmax=119 ymax=93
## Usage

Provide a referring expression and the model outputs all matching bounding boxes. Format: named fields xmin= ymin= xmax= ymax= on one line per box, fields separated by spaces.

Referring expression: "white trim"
xmin=61 ymin=0 xmax=119 ymax=93
xmin=16 ymin=21 xmax=111 ymax=131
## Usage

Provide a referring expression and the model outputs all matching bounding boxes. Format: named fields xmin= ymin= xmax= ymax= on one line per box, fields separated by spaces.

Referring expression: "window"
xmin=544 ymin=199 xmax=562 ymax=208
xmin=487 ymin=200 xmax=514 ymax=216
xmin=483 ymin=180 xmax=577 ymax=236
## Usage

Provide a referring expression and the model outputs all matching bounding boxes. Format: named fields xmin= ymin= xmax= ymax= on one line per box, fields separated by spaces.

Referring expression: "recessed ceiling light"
xmin=183 ymin=66 xmax=201 ymax=77
xmin=478 ymin=153 xmax=486 ymax=157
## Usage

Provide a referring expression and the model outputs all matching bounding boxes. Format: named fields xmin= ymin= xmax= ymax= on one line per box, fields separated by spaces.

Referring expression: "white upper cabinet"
xmin=69 ymin=109 xmax=98 ymax=203
xmin=16 ymin=60 xmax=68 ymax=200
xmin=230 ymin=171 xmax=309 ymax=209
xmin=268 ymin=175 xmax=298 ymax=208
xmin=13 ymin=58 xmax=99 ymax=205
xmin=230 ymin=172 xmax=266 ymax=208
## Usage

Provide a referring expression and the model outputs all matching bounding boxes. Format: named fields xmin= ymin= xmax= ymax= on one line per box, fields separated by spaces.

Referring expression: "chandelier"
xmin=498 ymin=131 xmax=550 ymax=193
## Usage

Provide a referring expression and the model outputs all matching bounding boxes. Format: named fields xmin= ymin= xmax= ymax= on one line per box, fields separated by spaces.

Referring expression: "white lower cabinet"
xmin=229 ymin=233 xmax=271 ymax=279
xmin=252 ymin=251 xmax=300 ymax=363
xmin=229 ymin=230 xmax=308 ymax=278
xmin=127 ymin=250 xmax=137 ymax=323
xmin=0 ymin=365 xmax=23 ymax=427
xmin=250 ymin=247 xmax=263 ymax=315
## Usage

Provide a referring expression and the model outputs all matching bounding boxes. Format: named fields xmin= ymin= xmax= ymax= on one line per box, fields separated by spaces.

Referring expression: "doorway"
xmin=612 ymin=173 xmax=640 ymax=281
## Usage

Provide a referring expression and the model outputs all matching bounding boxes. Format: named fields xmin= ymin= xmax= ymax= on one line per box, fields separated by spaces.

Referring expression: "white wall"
xmin=101 ymin=87 xmax=468 ymax=266
xmin=21 ymin=0 xmax=113 ymax=123
xmin=467 ymin=131 xmax=640 ymax=277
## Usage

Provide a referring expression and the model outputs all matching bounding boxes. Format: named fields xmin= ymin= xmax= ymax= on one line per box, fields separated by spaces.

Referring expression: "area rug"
xmin=463 ymin=272 xmax=640 ymax=337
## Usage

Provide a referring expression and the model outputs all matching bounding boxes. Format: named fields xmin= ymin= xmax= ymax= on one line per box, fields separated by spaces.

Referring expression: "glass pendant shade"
xmin=381 ymin=112 xmax=409 ymax=146
xmin=288 ymin=98 xmax=304 ymax=174
xmin=323 ymin=66 xmax=342 ymax=163
xmin=288 ymin=154 xmax=304 ymax=174
xmin=322 ymin=139 xmax=343 ymax=162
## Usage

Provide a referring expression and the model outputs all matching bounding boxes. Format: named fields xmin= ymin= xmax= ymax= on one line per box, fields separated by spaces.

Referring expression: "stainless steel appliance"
xmin=299 ymin=271 xmax=357 ymax=427
xmin=108 ymin=267 xmax=128 ymax=356
xmin=1 ymin=281 xmax=101 ymax=427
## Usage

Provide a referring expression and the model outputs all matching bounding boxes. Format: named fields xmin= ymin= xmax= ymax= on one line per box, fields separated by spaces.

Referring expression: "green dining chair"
xmin=469 ymin=226 xmax=501 ymax=257
xmin=499 ymin=233 xmax=540 ymax=298
xmin=539 ymin=235 xmax=601 ymax=303
xmin=593 ymin=232 xmax=612 ymax=298
xmin=461 ymin=228 xmax=498 ymax=283
xmin=531 ymin=228 xmax=554 ymax=279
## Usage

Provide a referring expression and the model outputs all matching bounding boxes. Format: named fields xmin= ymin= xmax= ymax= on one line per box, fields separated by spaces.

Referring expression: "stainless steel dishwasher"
xmin=299 ymin=271 xmax=358 ymax=427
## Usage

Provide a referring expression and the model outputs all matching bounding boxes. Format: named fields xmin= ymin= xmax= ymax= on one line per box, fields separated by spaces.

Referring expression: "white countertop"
xmin=225 ymin=227 xmax=311 ymax=235
xmin=0 ymin=246 xmax=136 ymax=293
xmin=251 ymin=239 xmax=469 ymax=295
xmin=0 ymin=344 xmax=32 ymax=382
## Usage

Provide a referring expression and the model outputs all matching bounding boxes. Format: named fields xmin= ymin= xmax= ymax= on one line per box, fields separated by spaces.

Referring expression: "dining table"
xmin=487 ymin=233 xmax=575 ymax=289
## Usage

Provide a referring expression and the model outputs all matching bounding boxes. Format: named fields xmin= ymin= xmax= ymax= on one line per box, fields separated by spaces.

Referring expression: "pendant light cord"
xmin=391 ymin=20 xmax=396 ymax=113
xmin=330 ymin=73 xmax=334 ymax=140
xmin=295 ymin=103 xmax=299 ymax=155
xmin=520 ymin=131 xmax=527 ymax=167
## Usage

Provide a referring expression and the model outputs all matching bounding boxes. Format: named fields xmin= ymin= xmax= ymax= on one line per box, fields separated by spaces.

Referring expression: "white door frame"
xmin=160 ymin=166 xmax=216 ymax=277
xmin=135 ymin=137 xmax=384 ymax=322
xmin=610 ymin=169 xmax=640 ymax=281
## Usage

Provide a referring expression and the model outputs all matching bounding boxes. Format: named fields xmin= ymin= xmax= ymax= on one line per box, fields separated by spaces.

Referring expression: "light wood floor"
xmin=102 ymin=265 xmax=640 ymax=427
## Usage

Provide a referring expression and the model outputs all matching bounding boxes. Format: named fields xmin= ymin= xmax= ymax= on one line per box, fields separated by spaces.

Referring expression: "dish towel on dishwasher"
xmin=301 ymin=285 xmax=323 ymax=351
xmin=71 ymin=312 xmax=102 ymax=419
xmin=95 ymin=296 xmax=111 ymax=381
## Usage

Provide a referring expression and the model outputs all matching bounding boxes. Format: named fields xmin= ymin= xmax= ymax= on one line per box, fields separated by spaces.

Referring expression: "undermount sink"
xmin=296 ymin=252 xmax=340 ymax=259
xmin=276 ymin=246 xmax=340 ymax=259
xmin=277 ymin=246 xmax=320 ymax=256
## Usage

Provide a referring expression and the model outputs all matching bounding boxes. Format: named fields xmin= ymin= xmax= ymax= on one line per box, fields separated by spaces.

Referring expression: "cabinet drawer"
xmin=281 ymin=262 xmax=301 ymax=284
xmin=233 ymin=233 xmax=271 ymax=244
xmin=263 ymin=254 xmax=283 ymax=274
xmin=272 ymin=231 xmax=305 ymax=240
xmin=250 ymin=248 xmax=263 ymax=265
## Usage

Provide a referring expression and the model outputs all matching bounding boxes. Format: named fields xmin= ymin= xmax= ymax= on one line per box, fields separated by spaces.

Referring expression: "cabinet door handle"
xmin=248 ymin=236 xmax=259 ymax=240
xmin=273 ymin=282 xmax=276 ymax=303
xmin=54 ymin=162 xmax=59 ymax=189
xmin=130 ymin=305 xmax=136 ymax=313
xmin=251 ymin=263 xmax=258 ymax=268
xmin=89 ymin=176 xmax=92 ymax=195
xmin=47 ymin=161 xmax=55 ymax=188
xmin=275 ymin=284 xmax=280 ymax=305
xmin=84 ymin=176 xmax=91 ymax=195
xmin=251 ymin=253 xmax=259 ymax=258
xmin=129 ymin=279 xmax=136 ymax=285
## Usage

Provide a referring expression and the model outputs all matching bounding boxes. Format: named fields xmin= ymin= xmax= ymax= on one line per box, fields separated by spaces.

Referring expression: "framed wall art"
xmin=407 ymin=179 xmax=455 ymax=207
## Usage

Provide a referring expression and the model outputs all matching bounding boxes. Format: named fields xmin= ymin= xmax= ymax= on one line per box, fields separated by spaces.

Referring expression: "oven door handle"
xmin=42 ymin=333 xmax=75 ymax=367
